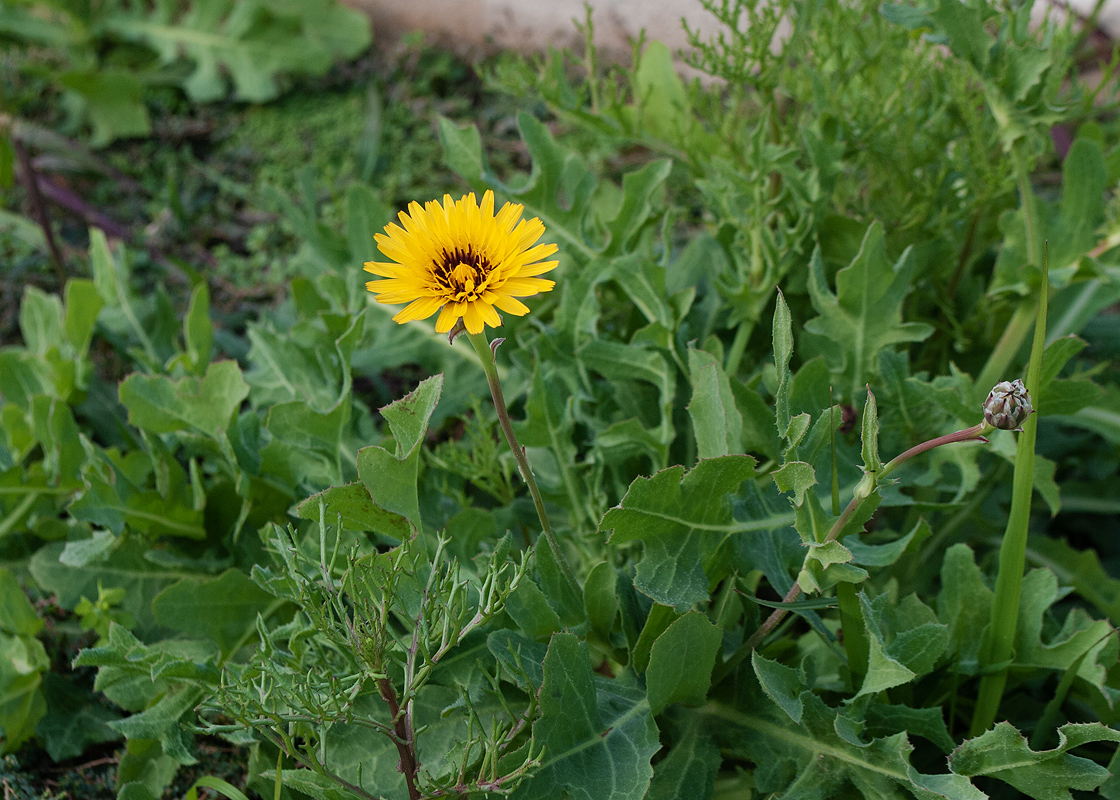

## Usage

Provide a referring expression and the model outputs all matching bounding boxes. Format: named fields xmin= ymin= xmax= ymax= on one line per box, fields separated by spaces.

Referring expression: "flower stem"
xmin=467 ymin=332 xmax=576 ymax=582
xmin=739 ymin=422 xmax=992 ymax=658
xmin=971 ymin=250 xmax=1049 ymax=736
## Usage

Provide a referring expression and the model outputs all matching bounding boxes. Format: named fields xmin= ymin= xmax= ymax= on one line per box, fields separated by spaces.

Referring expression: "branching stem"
xmin=737 ymin=422 xmax=992 ymax=659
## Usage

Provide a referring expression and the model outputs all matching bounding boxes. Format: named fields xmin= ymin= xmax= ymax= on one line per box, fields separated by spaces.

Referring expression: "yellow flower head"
xmin=364 ymin=190 xmax=558 ymax=335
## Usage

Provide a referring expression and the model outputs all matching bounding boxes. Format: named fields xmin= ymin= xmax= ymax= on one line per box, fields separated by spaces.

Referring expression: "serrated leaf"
xmin=1026 ymin=536 xmax=1120 ymax=625
xmin=752 ymin=652 xmax=804 ymax=723
xmin=929 ymin=0 xmax=992 ymax=70
xmin=108 ymin=0 xmax=371 ymax=104
xmin=949 ymin=722 xmax=1120 ymax=799
xmin=579 ymin=339 xmax=675 ymax=447
xmin=937 ymin=544 xmax=993 ymax=671
xmin=296 ymin=482 xmax=410 ymax=539
xmin=110 ymin=686 xmax=203 ymax=765
xmin=803 ymin=225 xmax=933 ymax=400
xmin=720 ymin=688 xmax=985 ymax=799
xmin=119 ymin=360 xmax=249 ymax=438
xmin=772 ymin=461 xmax=816 ymax=508
xmin=600 ymin=456 xmax=757 ymax=610
xmin=1013 ymin=567 xmax=1112 ymax=696
xmin=356 ymin=375 xmax=442 ymax=533
xmin=514 ymin=634 xmax=659 ymax=800
xmin=35 ymin=673 xmax=121 ymax=762
xmin=646 ymin=612 xmax=722 ymax=714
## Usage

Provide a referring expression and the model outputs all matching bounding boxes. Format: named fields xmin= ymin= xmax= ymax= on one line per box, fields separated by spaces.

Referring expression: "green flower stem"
xmin=971 ymin=256 xmax=1049 ymax=737
xmin=739 ymin=422 xmax=992 ymax=658
xmin=977 ymin=140 xmax=1042 ymax=394
xmin=725 ymin=319 xmax=756 ymax=377
xmin=467 ymin=332 xmax=576 ymax=583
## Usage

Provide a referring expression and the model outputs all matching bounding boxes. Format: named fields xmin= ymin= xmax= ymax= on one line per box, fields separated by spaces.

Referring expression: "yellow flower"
xmin=364 ymin=190 xmax=558 ymax=335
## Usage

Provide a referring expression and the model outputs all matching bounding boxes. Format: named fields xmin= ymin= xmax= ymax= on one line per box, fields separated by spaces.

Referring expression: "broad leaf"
xmin=600 ymin=456 xmax=757 ymax=610
xmin=514 ymin=634 xmax=659 ymax=800
xmin=803 ymin=224 xmax=933 ymax=400
xmin=950 ymin=722 xmax=1120 ymax=799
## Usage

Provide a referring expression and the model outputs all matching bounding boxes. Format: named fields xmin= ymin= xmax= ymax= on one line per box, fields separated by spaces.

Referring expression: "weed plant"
xmin=1 ymin=0 xmax=1120 ymax=798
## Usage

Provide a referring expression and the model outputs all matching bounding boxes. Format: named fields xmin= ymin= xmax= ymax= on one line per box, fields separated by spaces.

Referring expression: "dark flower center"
xmin=436 ymin=247 xmax=492 ymax=300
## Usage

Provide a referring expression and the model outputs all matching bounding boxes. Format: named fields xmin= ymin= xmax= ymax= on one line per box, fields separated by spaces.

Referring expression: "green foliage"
xmin=2 ymin=0 xmax=1120 ymax=795
xmin=0 ymin=0 xmax=372 ymax=145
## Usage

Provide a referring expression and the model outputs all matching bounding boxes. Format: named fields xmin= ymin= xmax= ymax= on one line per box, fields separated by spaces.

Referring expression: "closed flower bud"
xmin=984 ymin=379 xmax=1033 ymax=431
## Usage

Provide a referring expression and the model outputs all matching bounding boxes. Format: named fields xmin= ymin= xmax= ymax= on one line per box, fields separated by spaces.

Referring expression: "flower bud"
xmin=352 ymin=616 xmax=386 ymax=674
xmin=984 ymin=379 xmax=1033 ymax=431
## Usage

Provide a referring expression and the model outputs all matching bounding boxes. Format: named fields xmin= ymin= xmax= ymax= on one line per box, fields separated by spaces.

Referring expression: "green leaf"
xmin=107 ymin=0 xmax=371 ymax=104
xmin=579 ymin=339 xmax=676 ymax=447
xmin=1026 ymin=536 xmax=1120 ymax=625
xmin=772 ymin=461 xmax=816 ymax=508
xmin=438 ymin=117 xmax=491 ymax=188
xmin=183 ymin=283 xmax=213 ymax=375
xmin=29 ymin=541 xmax=187 ymax=638
xmin=646 ymin=612 xmax=722 ymax=714
xmin=600 ymin=456 xmax=757 ymax=610
xmin=58 ymin=69 xmax=151 ymax=146
xmin=110 ymin=685 xmax=203 ymax=765
xmin=34 ymin=673 xmax=122 ymax=762
xmin=949 ymin=722 xmax=1120 ymax=799
xmin=535 ymin=538 xmax=585 ymax=627
xmin=720 ymin=688 xmax=985 ymax=799
xmin=0 ymin=629 xmax=48 ymax=752
xmin=120 ymin=360 xmax=250 ymax=438
xmin=860 ymin=387 xmax=881 ymax=476
xmin=488 ymin=630 xmax=547 ymax=692
xmin=856 ymin=593 xmax=949 ymax=700
xmin=184 ymin=776 xmax=251 ymax=800
xmin=752 ymin=652 xmax=804 ymax=723
xmin=584 ymin=561 xmax=620 ymax=639
xmin=688 ymin=348 xmax=743 ymax=459
xmin=803 ymin=225 xmax=933 ymax=400
xmin=646 ymin=718 xmax=721 ymax=800
xmin=19 ymin=286 xmax=65 ymax=357
xmin=63 ymin=278 xmax=103 ymax=359
xmin=505 ymin=580 xmax=562 ymax=641
xmin=152 ymin=570 xmax=279 ymax=657
xmin=515 ymin=633 xmax=659 ymax=800
xmin=937 ymin=544 xmax=993 ymax=671
xmin=627 ymin=41 xmax=691 ymax=144
xmin=0 ymin=569 xmax=42 ymax=637
xmin=0 ymin=134 xmax=12 ymax=190
xmin=117 ymin=738 xmax=178 ymax=798
xmin=296 ymin=482 xmax=411 ymax=539
xmin=1012 ymin=567 xmax=1113 ymax=696
xmin=357 ymin=375 xmax=442 ymax=533
xmin=928 ymin=0 xmax=992 ymax=71
xmin=846 ymin=519 xmax=930 ymax=567
xmin=773 ymin=288 xmax=794 ymax=439
xmin=601 ymin=160 xmax=672 ymax=257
